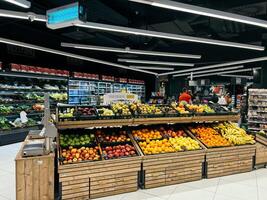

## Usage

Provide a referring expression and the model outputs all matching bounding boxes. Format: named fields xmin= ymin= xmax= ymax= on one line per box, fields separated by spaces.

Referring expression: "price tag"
xmin=20 ymin=111 xmax=28 ymax=123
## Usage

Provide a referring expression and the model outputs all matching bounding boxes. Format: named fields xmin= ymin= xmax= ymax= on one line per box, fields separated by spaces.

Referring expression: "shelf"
xmin=248 ymin=127 xmax=267 ymax=131
xmin=0 ymin=71 xmax=68 ymax=81
xmin=249 ymin=99 xmax=267 ymax=102
xmin=56 ymin=114 xmax=240 ymax=129
xmin=0 ymin=88 xmax=66 ymax=92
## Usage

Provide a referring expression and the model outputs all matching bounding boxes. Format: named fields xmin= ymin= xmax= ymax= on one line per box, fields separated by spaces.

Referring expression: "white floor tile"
xmin=213 ymin=194 xmax=243 ymax=200
xmin=121 ymin=190 xmax=163 ymax=200
xmin=169 ymin=186 xmax=214 ymax=200
xmin=96 ymin=193 xmax=125 ymax=200
xmin=142 ymin=185 xmax=176 ymax=199
xmin=216 ymin=181 xmax=258 ymax=200
xmin=181 ymin=177 xmax=220 ymax=193
xmin=258 ymin=187 xmax=267 ymax=200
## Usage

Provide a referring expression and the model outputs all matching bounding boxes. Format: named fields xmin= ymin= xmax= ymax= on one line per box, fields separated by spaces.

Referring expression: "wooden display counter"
xmin=56 ymin=115 xmax=240 ymax=129
xmin=205 ymin=145 xmax=256 ymax=178
xmin=255 ymin=134 xmax=267 ymax=166
xmin=141 ymin=150 xmax=205 ymax=189
xmin=15 ymin=137 xmax=54 ymax=200
xmin=58 ymin=156 xmax=142 ymax=200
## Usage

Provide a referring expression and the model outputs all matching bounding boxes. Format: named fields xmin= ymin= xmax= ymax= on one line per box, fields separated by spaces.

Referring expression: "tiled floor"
xmin=0 ymin=143 xmax=267 ymax=200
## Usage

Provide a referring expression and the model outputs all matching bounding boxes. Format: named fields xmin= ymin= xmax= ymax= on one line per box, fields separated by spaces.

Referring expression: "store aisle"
xmin=0 ymin=143 xmax=266 ymax=200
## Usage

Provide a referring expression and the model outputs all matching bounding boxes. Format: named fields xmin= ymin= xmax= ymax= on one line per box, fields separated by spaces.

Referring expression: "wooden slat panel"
xmin=90 ymin=183 xmax=137 ymax=194
xmin=90 ymin=179 xmax=137 ymax=190
xmin=62 ymin=191 xmax=89 ymax=200
xmin=16 ymin=159 xmax=25 ymax=200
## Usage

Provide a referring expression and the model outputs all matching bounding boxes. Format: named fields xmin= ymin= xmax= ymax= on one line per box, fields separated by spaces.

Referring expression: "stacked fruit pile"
xmin=139 ymin=139 xmax=175 ymax=154
xmin=111 ymin=102 xmax=131 ymax=116
xmin=213 ymin=122 xmax=255 ymax=145
xmin=98 ymin=108 xmax=114 ymax=116
xmin=61 ymin=146 xmax=101 ymax=164
xmin=59 ymin=108 xmax=74 ymax=118
xmin=190 ymin=126 xmax=231 ymax=148
xmin=132 ymin=128 xmax=162 ymax=140
xmin=60 ymin=133 xmax=95 ymax=147
xmin=76 ymin=107 xmax=97 ymax=116
xmin=102 ymin=144 xmax=137 ymax=159
xmin=95 ymin=129 xmax=131 ymax=143
xmin=160 ymin=106 xmax=177 ymax=115
xmin=185 ymin=104 xmax=215 ymax=114
xmin=136 ymin=103 xmax=163 ymax=115
xmin=161 ymin=128 xmax=187 ymax=138
xmin=172 ymin=102 xmax=190 ymax=114
xmin=169 ymin=137 xmax=201 ymax=151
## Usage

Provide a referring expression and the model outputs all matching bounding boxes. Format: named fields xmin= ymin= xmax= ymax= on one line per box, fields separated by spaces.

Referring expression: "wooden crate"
xmin=141 ymin=150 xmax=205 ymax=189
xmin=255 ymin=135 xmax=267 ymax=165
xmin=206 ymin=145 xmax=256 ymax=178
xmin=58 ymin=156 xmax=142 ymax=200
xmin=15 ymin=139 xmax=54 ymax=200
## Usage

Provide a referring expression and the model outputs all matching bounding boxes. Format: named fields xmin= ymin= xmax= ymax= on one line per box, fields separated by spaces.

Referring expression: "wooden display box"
xmin=205 ymin=145 xmax=256 ymax=178
xmin=141 ymin=150 xmax=205 ymax=189
xmin=58 ymin=156 xmax=142 ymax=200
xmin=15 ymin=137 xmax=54 ymax=200
xmin=255 ymin=134 xmax=267 ymax=166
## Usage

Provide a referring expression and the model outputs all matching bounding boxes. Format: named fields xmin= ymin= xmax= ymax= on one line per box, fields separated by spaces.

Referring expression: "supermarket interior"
xmin=1 ymin=0 xmax=267 ymax=200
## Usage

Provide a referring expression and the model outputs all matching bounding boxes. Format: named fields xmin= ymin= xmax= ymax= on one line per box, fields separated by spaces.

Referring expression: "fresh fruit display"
xmin=129 ymin=102 xmax=138 ymax=112
xmin=190 ymin=126 xmax=231 ymax=147
xmin=169 ymin=137 xmax=201 ymax=151
xmin=172 ymin=102 xmax=190 ymax=114
xmin=96 ymin=129 xmax=131 ymax=143
xmin=139 ymin=139 xmax=175 ymax=154
xmin=102 ymin=144 xmax=137 ymax=159
xmin=132 ymin=128 xmax=162 ymax=140
xmin=76 ymin=107 xmax=97 ymax=116
xmin=60 ymin=133 xmax=95 ymax=147
xmin=0 ymin=117 xmax=11 ymax=130
xmin=258 ymin=130 xmax=267 ymax=138
xmin=160 ymin=106 xmax=177 ymax=115
xmin=32 ymin=104 xmax=44 ymax=111
xmin=202 ymin=104 xmax=215 ymax=113
xmin=136 ymin=103 xmax=163 ymax=115
xmin=50 ymin=93 xmax=68 ymax=101
xmin=186 ymin=104 xmax=204 ymax=113
xmin=59 ymin=108 xmax=74 ymax=118
xmin=111 ymin=102 xmax=131 ymax=115
xmin=213 ymin=122 xmax=255 ymax=145
xmin=98 ymin=108 xmax=114 ymax=116
xmin=61 ymin=146 xmax=101 ymax=164
xmin=162 ymin=128 xmax=187 ymax=138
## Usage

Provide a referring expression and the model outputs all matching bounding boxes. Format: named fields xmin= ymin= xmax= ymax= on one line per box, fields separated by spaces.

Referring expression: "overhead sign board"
xmin=46 ymin=2 xmax=87 ymax=29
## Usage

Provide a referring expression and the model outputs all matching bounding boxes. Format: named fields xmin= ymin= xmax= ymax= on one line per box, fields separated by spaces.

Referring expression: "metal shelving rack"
xmin=248 ymin=88 xmax=267 ymax=132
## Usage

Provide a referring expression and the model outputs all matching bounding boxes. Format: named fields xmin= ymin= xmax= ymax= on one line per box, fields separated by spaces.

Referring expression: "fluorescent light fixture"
xmin=131 ymin=66 xmax=174 ymax=71
xmin=61 ymin=42 xmax=201 ymax=59
xmin=75 ymin=22 xmax=264 ymax=51
xmin=160 ymin=56 xmax=267 ymax=76
xmin=129 ymin=0 xmax=267 ymax=29
xmin=0 ymin=9 xmax=46 ymax=22
xmin=221 ymin=74 xmax=253 ymax=79
xmin=173 ymin=65 xmax=244 ymax=77
xmin=3 ymin=0 xmax=31 ymax=8
xmin=187 ymin=67 xmax=260 ymax=78
xmin=0 ymin=37 xmax=157 ymax=76
xmin=0 ymin=9 xmax=264 ymax=51
xmin=118 ymin=58 xmax=194 ymax=66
